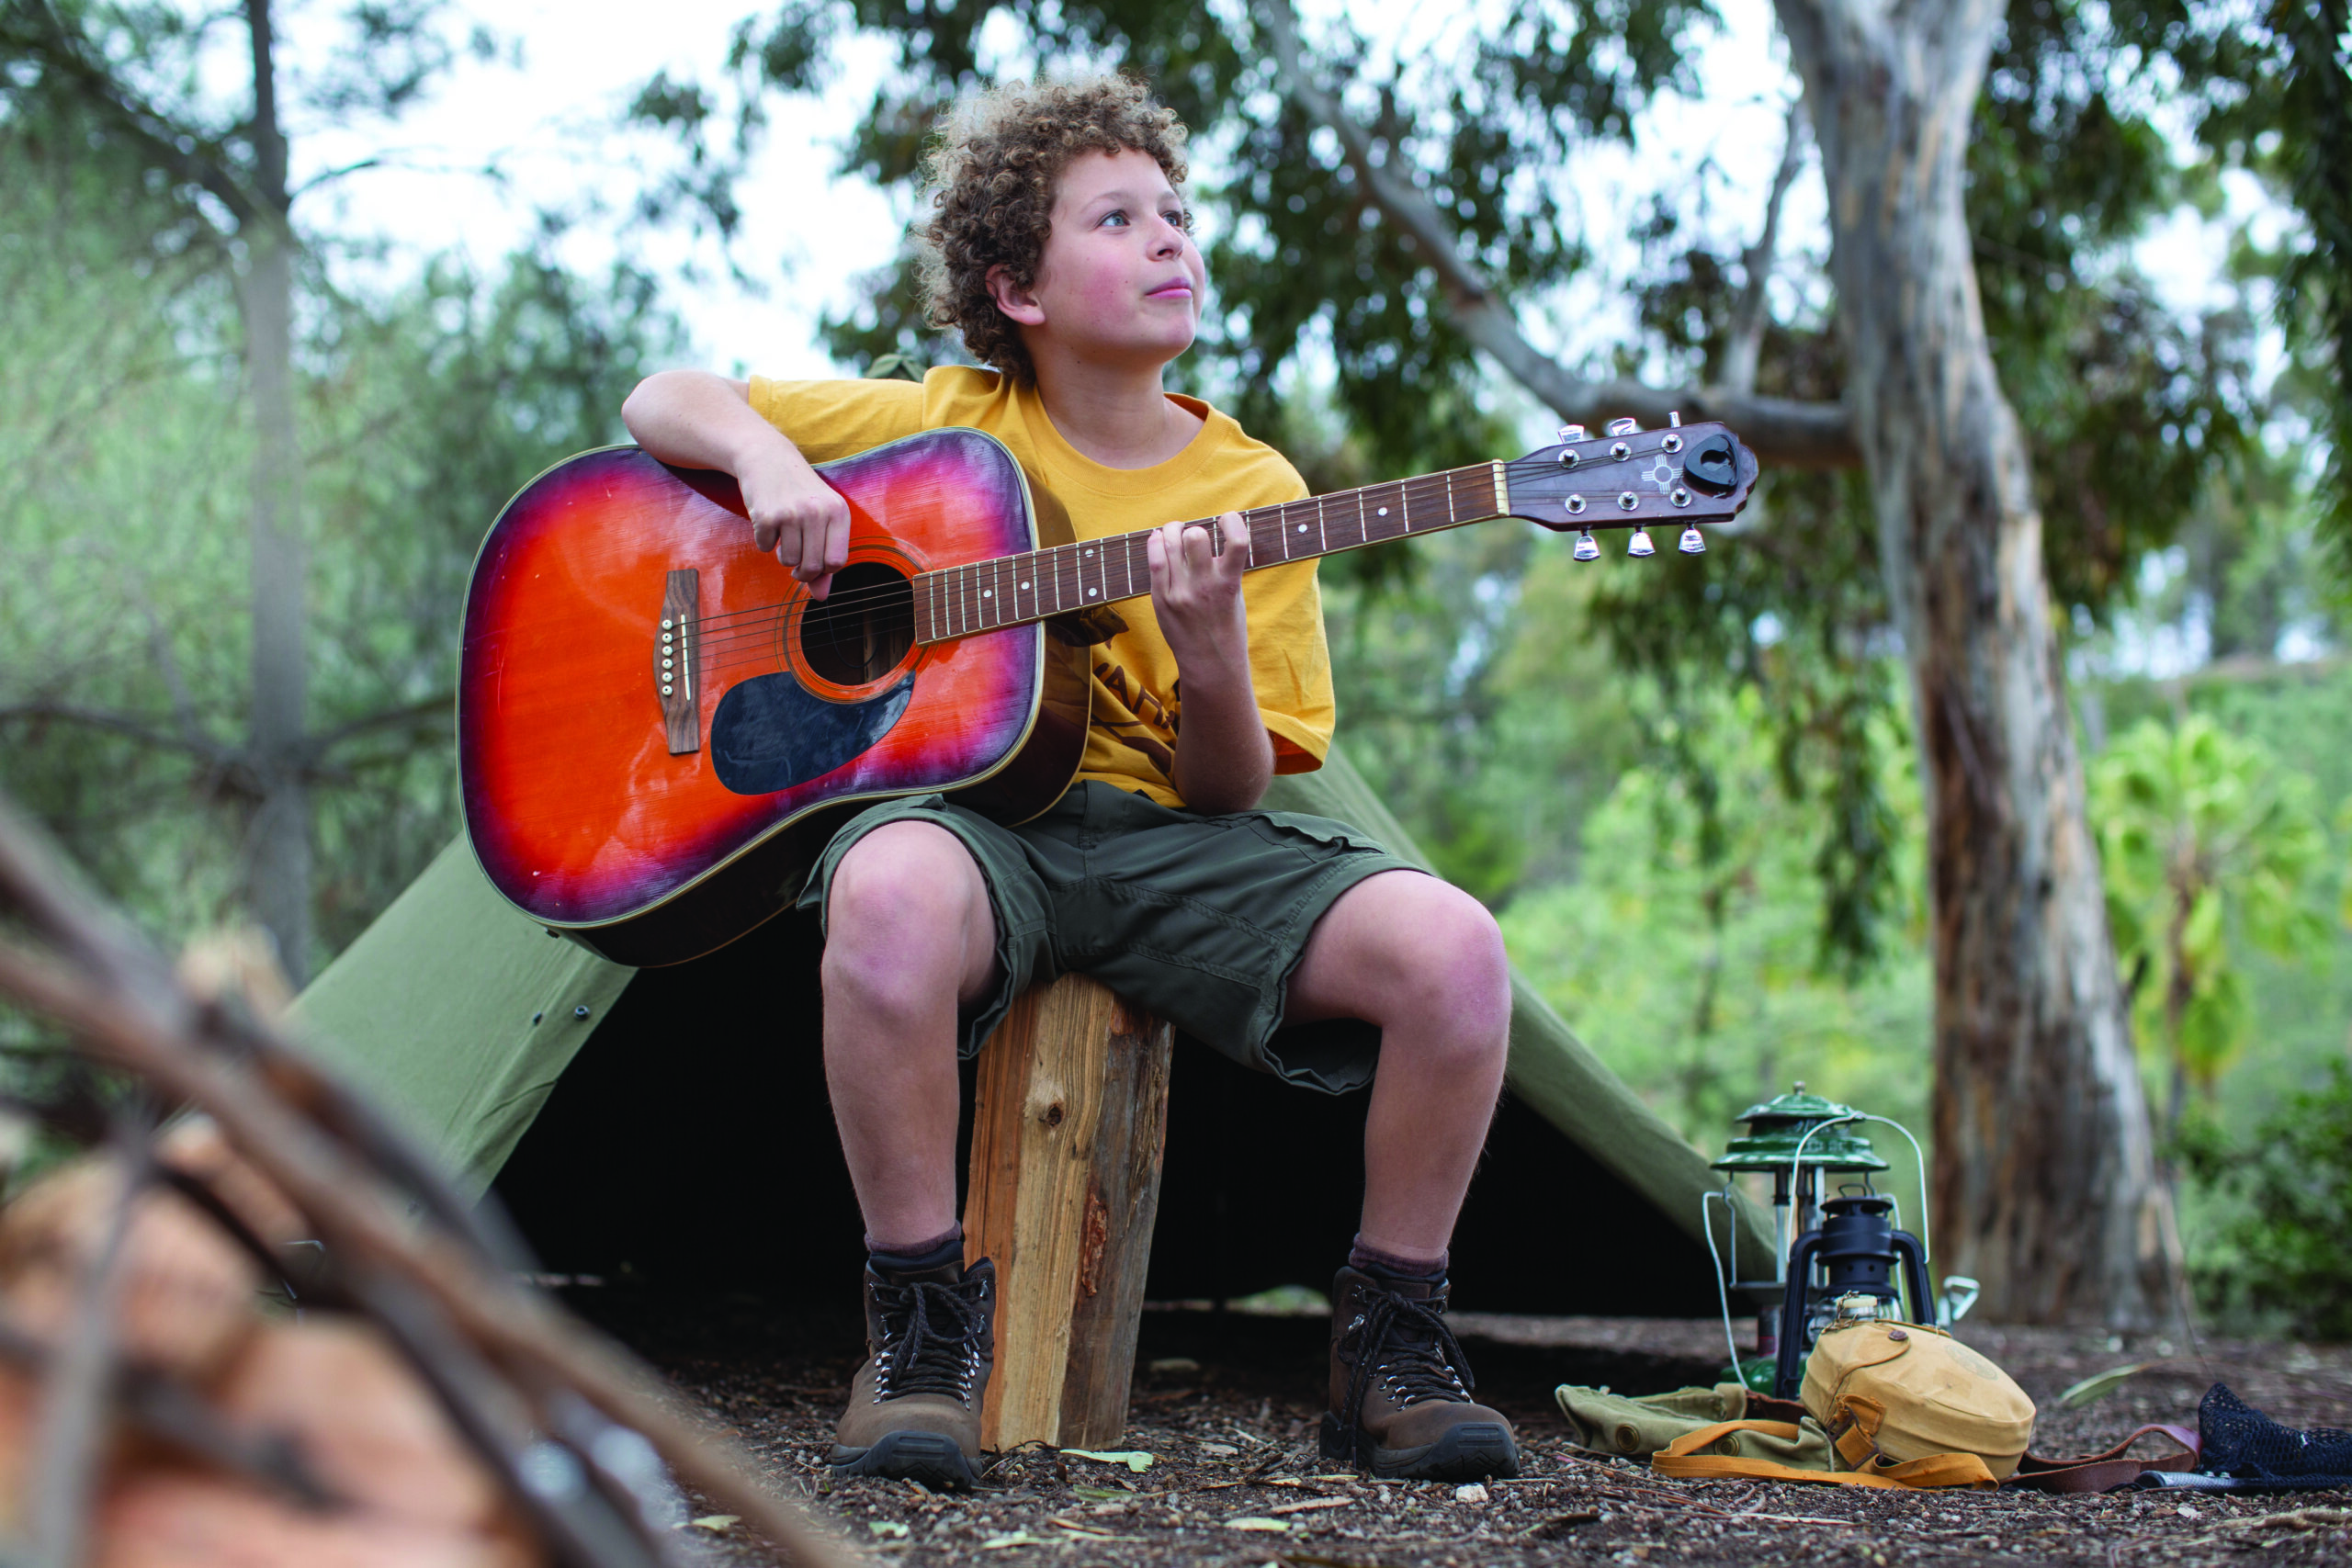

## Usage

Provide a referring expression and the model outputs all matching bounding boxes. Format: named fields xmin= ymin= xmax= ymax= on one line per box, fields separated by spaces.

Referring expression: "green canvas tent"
xmin=293 ymin=749 xmax=1769 ymax=1316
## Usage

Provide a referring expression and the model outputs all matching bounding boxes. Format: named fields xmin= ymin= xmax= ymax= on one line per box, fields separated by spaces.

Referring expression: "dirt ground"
xmin=570 ymin=1287 xmax=2352 ymax=1566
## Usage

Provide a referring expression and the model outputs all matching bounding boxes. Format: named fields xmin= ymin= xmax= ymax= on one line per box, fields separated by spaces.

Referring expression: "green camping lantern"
xmin=1702 ymin=1085 xmax=1973 ymax=1397
xmin=1715 ymin=1082 xmax=1888 ymax=1251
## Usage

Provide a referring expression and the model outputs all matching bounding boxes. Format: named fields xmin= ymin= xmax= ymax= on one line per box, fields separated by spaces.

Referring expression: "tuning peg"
xmin=1679 ymin=525 xmax=1706 ymax=555
xmin=1606 ymin=417 xmax=1640 ymax=436
xmin=1573 ymin=530 xmax=1600 ymax=561
xmin=1556 ymin=424 xmax=1587 ymax=444
xmin=1627 ymin=527 xmax=1656 ymax=558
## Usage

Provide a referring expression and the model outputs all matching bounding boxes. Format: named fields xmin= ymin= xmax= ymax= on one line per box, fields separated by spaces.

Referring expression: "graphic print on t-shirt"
xmin=1091 ymin=658 xmax=1178 ymax=785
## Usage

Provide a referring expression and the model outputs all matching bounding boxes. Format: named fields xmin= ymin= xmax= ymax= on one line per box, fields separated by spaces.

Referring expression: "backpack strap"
xmin=1650 ymin=1420 xmax=1996 ymax=1490
xmin=2004 ymin=1425 xmax=2201 ymax=1495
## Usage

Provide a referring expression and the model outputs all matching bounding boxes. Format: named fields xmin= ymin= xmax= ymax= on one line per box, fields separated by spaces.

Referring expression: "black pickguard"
xmin=709 ymin=671 xmax=915 ymax=795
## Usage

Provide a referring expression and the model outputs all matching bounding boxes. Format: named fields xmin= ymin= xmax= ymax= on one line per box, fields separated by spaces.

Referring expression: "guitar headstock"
xmin=1503 ymin=416 xmax=1758 ymax=557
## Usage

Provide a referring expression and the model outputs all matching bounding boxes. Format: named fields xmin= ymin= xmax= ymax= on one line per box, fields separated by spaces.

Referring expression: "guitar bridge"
xmin=657 ymin=569 xmax=700 ymax=754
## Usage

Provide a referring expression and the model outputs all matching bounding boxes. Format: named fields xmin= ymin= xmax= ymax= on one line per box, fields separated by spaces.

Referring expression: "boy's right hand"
xmin=740 ymin=445 xmax=852 ymax=601
xmin=620 ymin=368 xmax=850 ymax=598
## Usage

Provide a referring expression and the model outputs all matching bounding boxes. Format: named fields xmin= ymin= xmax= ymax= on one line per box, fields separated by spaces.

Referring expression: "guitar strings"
xmin=669 ymin=459 xmax=1654 ymax=680
xmin=499 ymin=453 xmax=1663 ymax=649
xmin=680 ymin=474 xmax=1557 ymax=680
xmin=677 ymin=456 xmax=1620 ymax=644
xmin=676 ymin=465 xmax=1530 ymax=662
xmin=679 ymin=462 xmax=1510 ymax=637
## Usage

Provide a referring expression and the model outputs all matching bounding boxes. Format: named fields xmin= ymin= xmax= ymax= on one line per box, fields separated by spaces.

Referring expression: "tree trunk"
xmin=1775 ymin=0 xmax=2171 ymax=1325
xmin=240 ymin=0 xmax=310 ymax=982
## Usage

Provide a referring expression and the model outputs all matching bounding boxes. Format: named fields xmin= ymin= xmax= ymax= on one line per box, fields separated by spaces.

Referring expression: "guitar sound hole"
xmin=798 ymin=562 xmax=915 ymax=685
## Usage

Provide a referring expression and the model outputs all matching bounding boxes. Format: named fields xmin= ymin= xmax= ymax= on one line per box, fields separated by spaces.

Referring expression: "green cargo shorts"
xmin=794 ymin=781 xmax=1423 ymax=1095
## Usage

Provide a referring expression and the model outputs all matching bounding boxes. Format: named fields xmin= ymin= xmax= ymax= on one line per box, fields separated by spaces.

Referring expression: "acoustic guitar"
xmin=458 ymin=417 xmax=1758 ymax=964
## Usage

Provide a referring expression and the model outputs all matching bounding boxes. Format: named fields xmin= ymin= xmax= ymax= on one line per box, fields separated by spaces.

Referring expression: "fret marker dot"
xmin=983 ymin=590 xmax=992 ymax=597
xmin=1021 ymin=581 xmax=1030 ymax=591
xmin=1297 ymin=524 xmax=1307 ymax=534
xmin=1089 ymin=588 xmax=1099 ymax=597
xmin=1378 ymin=507 xmax=1388 ymax=516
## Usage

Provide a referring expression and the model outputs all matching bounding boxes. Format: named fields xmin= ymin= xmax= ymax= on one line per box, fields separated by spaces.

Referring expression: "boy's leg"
xmin=1285 ymin=868 xmax=1521 ymax=1481
xmin=820 ymin=818 xmax=1003 ymax=1490
xmin=1284 ymin=868 xmax=1512 ymax=1255
xmin=821 ymin=819 xmax=1001 ymax=1246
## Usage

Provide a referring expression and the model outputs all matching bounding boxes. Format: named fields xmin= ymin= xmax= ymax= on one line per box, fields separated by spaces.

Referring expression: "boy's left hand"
xmin=1147 ymin=512 xmax=1250 ymax=668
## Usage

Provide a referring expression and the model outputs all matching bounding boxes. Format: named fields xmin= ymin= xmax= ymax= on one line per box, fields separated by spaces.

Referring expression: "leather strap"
xmin=1651 ymin=1419 xmax=1996 ymax=1490
xmin=2004 ymin=1425 xmax=2202 ymax=1495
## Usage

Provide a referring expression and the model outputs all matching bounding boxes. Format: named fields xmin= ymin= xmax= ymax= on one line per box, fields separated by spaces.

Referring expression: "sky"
xmin=284 ymin=0 xmax=1826 ymax=387
xmin=277 ymin=0 xmax=2269 ymax=481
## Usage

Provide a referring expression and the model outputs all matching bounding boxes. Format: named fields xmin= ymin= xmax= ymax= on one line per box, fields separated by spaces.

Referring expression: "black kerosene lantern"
xmin=1703 ymin=1085 xmax=1974 ymax=1399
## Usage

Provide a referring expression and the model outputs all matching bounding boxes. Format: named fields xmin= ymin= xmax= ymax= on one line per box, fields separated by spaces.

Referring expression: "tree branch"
xmin=1722 ymin=98 xmax=1809 ymax=396
xmin=0 ymin=700 xmax=239 ymax=769
xmin=0 ymin=796 xmax=857 ymax=1568
xmin=304 ymin=693 xmax=453 ymax=758
xmin=1254 ymin=0 xmax=1858 ymax=468
xmin=3 ymin=0 xmax=268 ymax=231
xmin=29 ymin=1122 xmax=146 ymax=1568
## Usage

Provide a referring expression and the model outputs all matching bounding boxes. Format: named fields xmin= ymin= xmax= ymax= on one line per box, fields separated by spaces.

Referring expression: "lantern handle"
xmin=1702 ymin=1185 xmax=1746 ymax=1383
xmin=1789 ymin=1112 xmax=1933 ymax=1277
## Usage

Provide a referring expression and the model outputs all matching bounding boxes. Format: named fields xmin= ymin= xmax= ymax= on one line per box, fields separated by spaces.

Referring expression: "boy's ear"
xmin=985 ymin=264 xmax=1047 ymax=328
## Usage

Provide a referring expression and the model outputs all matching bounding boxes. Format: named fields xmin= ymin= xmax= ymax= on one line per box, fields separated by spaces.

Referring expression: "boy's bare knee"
xmin=824 ymin=821 xmax=989 ymax=983
xmin=1380 ymin=883 xmax=1510 ymax=1048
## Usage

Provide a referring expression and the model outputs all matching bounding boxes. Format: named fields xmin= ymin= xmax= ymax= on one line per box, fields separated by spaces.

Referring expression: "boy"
xmin=621 ymin=75 xmax=1517 ymax=1488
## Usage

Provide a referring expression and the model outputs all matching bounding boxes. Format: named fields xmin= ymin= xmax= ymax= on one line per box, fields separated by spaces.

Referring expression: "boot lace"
xmin=872 ymin=1273 xmax=989 ymax=1404
xmin=1339 ymin=1283 xmax=1476 ymax=1438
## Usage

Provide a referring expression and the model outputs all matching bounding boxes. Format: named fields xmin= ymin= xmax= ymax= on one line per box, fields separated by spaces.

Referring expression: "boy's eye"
xmin=1099 ymin=209 xmax=1129 ymax=228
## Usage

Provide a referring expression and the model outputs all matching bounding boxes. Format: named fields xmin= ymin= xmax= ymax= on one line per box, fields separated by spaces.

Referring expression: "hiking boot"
xmin=829 ymin=1255 xmax=995 ymax=1490
xmin=1320 ymin=1265 xmax=1520 ymax=1480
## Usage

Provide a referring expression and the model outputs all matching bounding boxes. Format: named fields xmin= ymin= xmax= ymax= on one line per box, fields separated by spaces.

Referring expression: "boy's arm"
xmin=620 ymin=368 xmax=851 ymax=595
xmin=1150 ymin=513 xmax=1275 ymax=814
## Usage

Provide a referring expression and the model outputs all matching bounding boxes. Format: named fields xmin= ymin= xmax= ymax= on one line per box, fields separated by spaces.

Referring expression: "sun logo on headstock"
xmin=1644 ymin=457 xmax=1677 ymax=493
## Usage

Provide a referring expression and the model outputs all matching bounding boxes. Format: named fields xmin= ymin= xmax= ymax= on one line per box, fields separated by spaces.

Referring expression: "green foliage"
xmin=0 ymin=0 xmax=460 ymax=221
xmin=0 ymin=145 xmax=682 ymax=959
xmin=1496 ymin=679 xmax=1932 ymax=1154
xmin=2178 ymin=1061 xmax=2352 ymax=1340
xmin=2090 ymin=715 xmax=2331 ymax=1124
xmin=2098 ymin=0 xmax=2352 ymax=568
xmin=1324 ymin=524 xmax=1640 ymax=902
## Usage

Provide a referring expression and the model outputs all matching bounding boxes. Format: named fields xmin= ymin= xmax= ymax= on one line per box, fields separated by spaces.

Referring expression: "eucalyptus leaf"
xmin=2057 ymin=1362 xmax=2154 ymax=1409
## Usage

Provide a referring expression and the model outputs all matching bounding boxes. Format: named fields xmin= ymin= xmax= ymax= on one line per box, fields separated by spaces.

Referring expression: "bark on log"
xmin=966 ymin=974 xmax=1173 ymax=1450
xmin=1775 ymin=0 xmax=2171 ymax=1325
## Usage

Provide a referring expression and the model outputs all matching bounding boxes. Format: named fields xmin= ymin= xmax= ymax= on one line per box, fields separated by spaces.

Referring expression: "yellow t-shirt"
xmin=747 ymin=367 xmax=1334 ymax=807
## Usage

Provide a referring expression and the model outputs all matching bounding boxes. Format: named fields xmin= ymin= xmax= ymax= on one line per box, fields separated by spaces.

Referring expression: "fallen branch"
xmin=0 ymin=794 xmax=858 ymax=1568
xmin=2222 ymin=1508 xmax=2352 ymax=1531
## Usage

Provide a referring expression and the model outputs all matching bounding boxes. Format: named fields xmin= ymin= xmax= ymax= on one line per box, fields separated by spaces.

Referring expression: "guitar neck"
xmin=910 ymin=461 xmax=1511 ymax=644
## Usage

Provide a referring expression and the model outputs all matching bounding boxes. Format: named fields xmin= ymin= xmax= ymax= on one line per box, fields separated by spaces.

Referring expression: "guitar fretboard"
xmin=910 ymin=461 xmax=1508 ymax=644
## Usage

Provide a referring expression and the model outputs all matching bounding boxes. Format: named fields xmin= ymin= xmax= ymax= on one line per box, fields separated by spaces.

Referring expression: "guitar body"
xmin=458 ymin=430 xmax=1090 ymax=966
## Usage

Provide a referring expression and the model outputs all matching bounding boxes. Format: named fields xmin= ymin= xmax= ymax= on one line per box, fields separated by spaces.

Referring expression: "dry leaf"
xmin=1063 ymin=1449 xmax=1153 ymax=1472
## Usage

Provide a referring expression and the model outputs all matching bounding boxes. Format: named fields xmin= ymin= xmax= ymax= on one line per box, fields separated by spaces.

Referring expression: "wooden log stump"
xmin=964 ymin=973 xmax=1174 ymax=1450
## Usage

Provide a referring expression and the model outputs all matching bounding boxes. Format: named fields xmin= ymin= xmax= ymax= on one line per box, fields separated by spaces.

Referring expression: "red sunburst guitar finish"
xmin=458 ymin=421 xmax=1757 ymax=965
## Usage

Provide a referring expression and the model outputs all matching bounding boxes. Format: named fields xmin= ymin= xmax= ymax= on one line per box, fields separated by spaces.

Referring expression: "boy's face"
xmin=992 ymin=147 xmax=1205 ymax=375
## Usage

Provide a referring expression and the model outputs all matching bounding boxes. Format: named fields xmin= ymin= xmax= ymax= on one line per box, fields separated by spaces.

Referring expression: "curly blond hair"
xmin=918 ymin=75 xmax=1191 ymax=382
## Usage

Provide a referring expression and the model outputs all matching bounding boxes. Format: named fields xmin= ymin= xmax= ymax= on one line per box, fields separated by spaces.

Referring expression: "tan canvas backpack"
xmin=1653 ymin=1318 xmax=2036 ymax=1490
